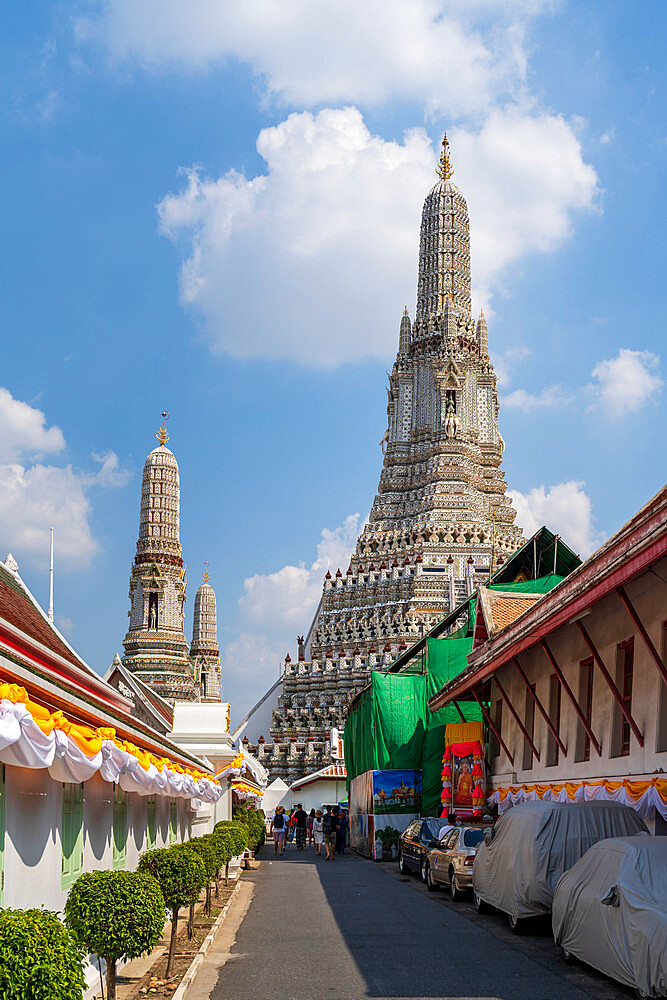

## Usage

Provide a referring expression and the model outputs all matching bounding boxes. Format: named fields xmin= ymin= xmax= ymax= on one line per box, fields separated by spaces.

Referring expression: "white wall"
xmin=288 ymin=778 xmax=347 ymax=814
xmin=486 ymin=559 xmax=667 ymax=830
xmin=2 ymin=765 xmax=208 ymax=913
xmin=232 ymin=678 xmax=281 ymax=743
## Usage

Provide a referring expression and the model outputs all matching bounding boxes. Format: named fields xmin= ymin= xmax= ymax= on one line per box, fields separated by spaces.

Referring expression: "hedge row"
xmin=0 ymin=819 xmax=252 ymax=1000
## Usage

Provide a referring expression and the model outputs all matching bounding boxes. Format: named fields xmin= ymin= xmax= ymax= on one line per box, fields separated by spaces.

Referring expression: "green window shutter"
xmin=0 ymin=765 xmax=5 ymax=906
xmin=146 ymin=795 xmax=157 ymax=850
xmin=113 ymin=785 xmax=127 ymax=869
xmin=169 ymin=799 xmax=177 ymax=844
xmin=61 ymin=783 xmax=84 ymax=889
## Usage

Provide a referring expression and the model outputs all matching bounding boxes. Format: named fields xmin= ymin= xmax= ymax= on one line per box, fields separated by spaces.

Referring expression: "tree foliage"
xmin=65 ymin=870 xmax=165 ymax=999
xmin=138 ymin=845 xmax=207 ymax=976
xmin=138 ymin=846 xmax=207 ymax=912
xmin=214 ymin=820 xmax=249 ymax=857
xmin=233 ymin=807 xmax=266 ymax=851
xmin=0 ymin=908 xmax=86 ymax=1000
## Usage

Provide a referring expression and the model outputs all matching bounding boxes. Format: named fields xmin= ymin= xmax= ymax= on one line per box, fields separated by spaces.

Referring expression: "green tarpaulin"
xmin=344 ymin=640 xmax=481 ymax=818
xmin=344 ymin=575 xmax=566 ymax=818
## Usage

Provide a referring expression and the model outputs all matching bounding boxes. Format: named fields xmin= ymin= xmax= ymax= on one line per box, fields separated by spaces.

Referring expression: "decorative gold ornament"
xmin=156 ymin=411 xmax=170 ymax=446
xmin=436 ymin=133 xmax=454 ymax=181
xmin=202 ymin=562 xmax=210 ymax=584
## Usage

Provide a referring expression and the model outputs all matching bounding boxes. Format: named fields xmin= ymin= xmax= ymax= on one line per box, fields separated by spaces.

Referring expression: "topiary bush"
xmin=65 ymin=870 xmax=165 ymax=1000
xmin=187 ymin=837 xmax=218 ymax=915
xmin=0 ymin=908 xmax=86 ymax=1000
xmin=138 ymin=846 xmax=207 ymax=975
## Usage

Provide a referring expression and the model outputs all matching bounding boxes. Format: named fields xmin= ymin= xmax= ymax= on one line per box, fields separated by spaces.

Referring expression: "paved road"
xmin=205 ymin=848 xmax=630 ymax=1000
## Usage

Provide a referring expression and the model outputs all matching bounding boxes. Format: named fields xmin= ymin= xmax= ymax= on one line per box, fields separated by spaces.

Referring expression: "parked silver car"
xmin=424 ymin=826 xmax=486 ymax=899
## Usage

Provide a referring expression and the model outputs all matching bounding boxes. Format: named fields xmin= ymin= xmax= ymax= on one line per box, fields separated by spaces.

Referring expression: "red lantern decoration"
xmin=443 ymin=747 xmax=452 ymax=763
xmin=472 ymin=762 xmax=483 ymax=778
xmin=441 ymin=786 xmax=452 ymax=801
xmin=441 ymin=765 xmax=452 ymax=780
xmin=472 ymin=785 xmax=484 ymax=802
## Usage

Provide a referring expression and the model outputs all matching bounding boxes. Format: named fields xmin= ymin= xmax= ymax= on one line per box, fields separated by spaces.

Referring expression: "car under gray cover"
xmin=552 ymin=835 xmax=666 ymax=998
xmin=472 ymin=800 xmax=648 ymax=919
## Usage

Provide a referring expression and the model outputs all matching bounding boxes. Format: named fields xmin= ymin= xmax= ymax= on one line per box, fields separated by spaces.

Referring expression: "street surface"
xmin=195 ymin=849 xmax=631 ymax=1000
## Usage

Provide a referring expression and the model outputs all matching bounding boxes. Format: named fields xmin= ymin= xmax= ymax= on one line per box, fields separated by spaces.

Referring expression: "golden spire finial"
xmin=156 ymin=411 xmax=170 ymax=447
xmin=436 ymin=133 xmax=454 ymax=181
xmin=202 ymin=562 xmax=210 ymax=584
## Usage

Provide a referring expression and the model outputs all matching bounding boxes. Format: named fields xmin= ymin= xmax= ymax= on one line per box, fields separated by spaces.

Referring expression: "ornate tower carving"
xmin=122 ymin=417 xmax=195 ymax=702
xmin=249 ymin=137 xmax=524 ymax=782
xmin=190 ymin=564 xmax=221 ymax=702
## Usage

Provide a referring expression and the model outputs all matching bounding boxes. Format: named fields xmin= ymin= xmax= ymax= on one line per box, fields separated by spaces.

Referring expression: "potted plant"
xmin=375 ymin=825 xmax=400 ymax=861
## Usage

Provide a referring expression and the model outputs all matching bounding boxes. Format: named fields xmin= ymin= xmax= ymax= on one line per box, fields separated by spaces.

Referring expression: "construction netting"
xmin=344 ymin=576 xmax=565 ymax=818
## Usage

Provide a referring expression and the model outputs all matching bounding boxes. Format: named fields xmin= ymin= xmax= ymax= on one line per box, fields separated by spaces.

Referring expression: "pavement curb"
xmin=171 ymin=878 xmax=244 ymax=1000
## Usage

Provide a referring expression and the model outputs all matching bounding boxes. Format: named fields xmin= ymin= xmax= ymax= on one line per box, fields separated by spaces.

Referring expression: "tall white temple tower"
xmin=248 ymin=136 xmax=524 ymax=781
xmin=122 ymin=416 xmax=196 ymax=702
xmin=190 ymin=564 xmax=222 ymax=702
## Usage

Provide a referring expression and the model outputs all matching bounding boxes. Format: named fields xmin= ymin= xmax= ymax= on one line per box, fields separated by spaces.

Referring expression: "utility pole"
xmin=48 ymin=527 xmax=54 ymax=624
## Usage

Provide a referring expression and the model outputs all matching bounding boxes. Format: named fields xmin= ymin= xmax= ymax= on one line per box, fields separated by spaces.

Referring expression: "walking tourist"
xmin=313 ymin=810 xmax=324 ymax=854
xmin=336 ymin=808 xmax=349 ymax=855
xmin=307 ymin=808 xmax=315 ymax=847
xmin=322 ymin=806 xmax=336 ymax=860
xmin=272 ymin=806 xmax=286 ymax=855
xmin=288 ymin=808 xmax=296 ymax=843
xmin=294 ymin=802 xmax=308 ymax=850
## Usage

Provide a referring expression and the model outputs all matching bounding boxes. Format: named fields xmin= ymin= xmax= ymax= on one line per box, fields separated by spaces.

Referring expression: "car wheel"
xmin=425 ymin=863 xmax=439 ymax=892
xmin=508 ymin=912 xmax=523 ymax=934
xmin=561 ymin=947 xmax=574 ymax=964
xmin=449 ymin=869 xmax=461 ymax=901
xmin=473 ymin=891 xmax=489 ymax=914
xmin=398 ymin=850 xmax=406 ymax=875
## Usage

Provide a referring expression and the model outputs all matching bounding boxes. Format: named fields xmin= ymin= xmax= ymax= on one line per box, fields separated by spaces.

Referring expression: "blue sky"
xmin=1 ymin=1 xmax=665 ymax=722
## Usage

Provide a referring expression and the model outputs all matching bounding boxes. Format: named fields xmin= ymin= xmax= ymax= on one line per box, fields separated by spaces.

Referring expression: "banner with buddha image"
xmin=441 ymin=740 xmax=485 ymax=818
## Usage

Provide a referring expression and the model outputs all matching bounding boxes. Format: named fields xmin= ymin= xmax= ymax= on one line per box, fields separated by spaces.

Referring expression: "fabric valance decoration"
xmin=214 ymin=752 xmax=245 ymax=780
xmin=0 ymin=681 xmax=221 ymax=803
xmin=487 ymin=778 xmax=667 ymax=821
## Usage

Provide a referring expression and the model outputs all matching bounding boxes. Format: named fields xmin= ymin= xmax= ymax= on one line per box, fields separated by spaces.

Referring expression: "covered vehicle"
xmin=472 ymin=801 xmax=647 ymax=927
xmin=553 ymin=836 xmax=666 ymax=999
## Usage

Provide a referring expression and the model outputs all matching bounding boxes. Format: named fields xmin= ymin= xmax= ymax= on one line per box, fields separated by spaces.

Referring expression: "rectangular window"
xmin=657 ymin=622 xmax=667 ymax=754
xmin=574 ymin=658 xmax=594 ymax=762
xmin=546 ymin=673 xmax=561 ymax=767
xmin=522 ymin=684 xmax=536 ymax=771
xmin=61 ymin=782 xmax=84 ymax=889
xmin=169 ymin=799 xmax=177 ymax=845
xmin=113 ymin=785 xmax=127 ymax=869
xmin=146 ymin=795 xmax=157 ymax=851
xmin=619 ymin=638 xmax=634 ymax=756
xmin=611 ymin=639 xmax=634 ymax=758
xmin=490 ymin=699 xmax=503 ymax=758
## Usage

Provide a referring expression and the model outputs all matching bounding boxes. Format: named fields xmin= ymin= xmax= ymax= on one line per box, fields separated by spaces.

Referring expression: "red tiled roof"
xmin=0 ymin=573 xmax=86 ymax=671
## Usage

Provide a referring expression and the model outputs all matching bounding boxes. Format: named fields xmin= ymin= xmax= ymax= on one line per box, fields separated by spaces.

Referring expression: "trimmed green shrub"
xmin=233 ymin=807 xmax=266 ymax=852
xmin=138 ymin=846 xmax=207 ymax=975
xmin=0 ymin=908 xmax=86 ymax=1000
xmin=187 ymin=837 xmax=218 ymax=914
xmin=65 ymin=870 xmax=165 ymax=1000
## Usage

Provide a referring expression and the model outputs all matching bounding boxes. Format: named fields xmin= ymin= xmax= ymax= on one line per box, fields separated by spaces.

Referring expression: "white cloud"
xmin=0 ymin=387 xmax=65 ymax=462
xmin=599 ymin=127 xmax=615 ymax=145
xmin=588 ymin=348 xmax=662 ymax=417
xmin=509 ymin=481 xmax=601 ymax=557
xmin=158 ymin=106 xmax=598 ymax=366
xmin=492 ymin=345 xmax=531 ymax=389
xmin=223 ymin=514 xmax=360 ymax=708
xmin=0 ymin=463 xmax=99 ymax=570
xmin=503 ymin=384 xmax=573 ymax=412
xmin=77 ymin=0 xmax=550 ymax=115
xmin=0 ymin=388 xmax=129 ymax=570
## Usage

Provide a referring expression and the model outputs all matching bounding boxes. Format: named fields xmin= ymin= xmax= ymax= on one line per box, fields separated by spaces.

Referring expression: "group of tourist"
xmin=270 ymin=804 xmax=349 ymax=860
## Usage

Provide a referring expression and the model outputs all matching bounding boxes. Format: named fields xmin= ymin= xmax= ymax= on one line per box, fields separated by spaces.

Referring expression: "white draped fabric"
xmin=0 ymin=698 xmax=222 ymax=802
xmin=487 ymin=780 xmax=667 ymax=821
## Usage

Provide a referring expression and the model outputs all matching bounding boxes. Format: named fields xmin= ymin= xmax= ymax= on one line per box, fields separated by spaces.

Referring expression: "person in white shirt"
xmin=312 ymin=810 xmax=324 ymax=855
